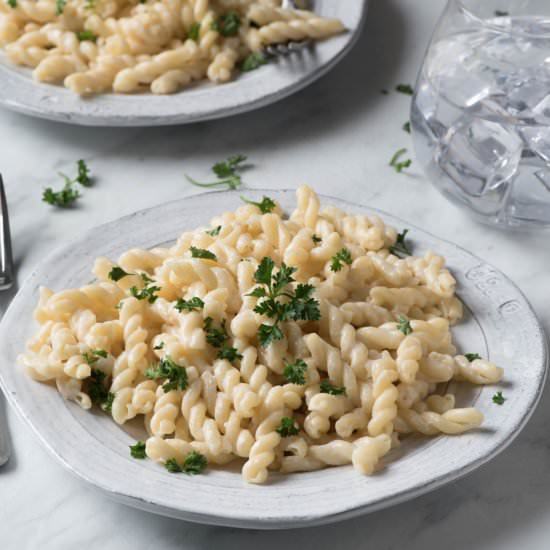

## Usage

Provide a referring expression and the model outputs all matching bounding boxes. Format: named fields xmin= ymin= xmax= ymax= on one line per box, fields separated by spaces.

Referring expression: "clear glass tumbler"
xmin=411 ymin=0 xmax=550 ymax=228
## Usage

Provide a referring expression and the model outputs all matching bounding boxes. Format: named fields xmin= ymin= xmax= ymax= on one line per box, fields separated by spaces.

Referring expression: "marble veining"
xmin=1 ymin=0 xmax=549 ymax=548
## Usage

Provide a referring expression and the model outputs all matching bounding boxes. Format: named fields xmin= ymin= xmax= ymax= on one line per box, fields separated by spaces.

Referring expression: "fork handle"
xmin=0 ymin=176 xmax=14 ymax=290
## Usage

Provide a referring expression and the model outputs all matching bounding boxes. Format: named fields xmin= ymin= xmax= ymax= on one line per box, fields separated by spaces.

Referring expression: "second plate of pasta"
xmin=0 ymin=188 xmax=546 ymax=528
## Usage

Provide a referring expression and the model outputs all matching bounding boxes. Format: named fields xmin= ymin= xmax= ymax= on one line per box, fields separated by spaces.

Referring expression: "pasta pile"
xmin=18 ymin=186 xmax=504 ymax=483
xmin=0 ymin=0 xmax=344 ymax=95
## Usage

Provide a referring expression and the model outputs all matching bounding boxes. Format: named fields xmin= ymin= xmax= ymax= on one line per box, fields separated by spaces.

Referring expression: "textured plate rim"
xmin=0 ymin=188 xmax=546 ymax=529
xmin=0 ymin=1 xmax=368 ymax=127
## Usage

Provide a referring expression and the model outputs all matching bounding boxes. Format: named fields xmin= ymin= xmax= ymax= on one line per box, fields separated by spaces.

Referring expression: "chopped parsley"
xmin=101 ymin=391 xmax=114 ymax=414
xmin=7 ymin=0 xmax=16 ymax=7
xmin=403 ymin=121 xmax=411 ymax=134
xmin=76 ymin=30 xmax=97 ymax=42
xmin=211 ymin=10 xmax=240 ymax=36
xmin=174 ymin=297 xmax=204 ymax=312
xmin=389 ymin=148 xmax=412 ymax=173
xmin=464 ymin=353 xmax=481 ymax=362
xmin=108 ymin=266 xmax=132 ymax=281
xmin=241 ymin=195 xmax=276 ymax=214
xmin=185 ymin=154 xmax=247 ymax=190
xmin=76 ymin=159 xmax=92 ymax=186
xmin=130 ymin=441 xmax=146 ymax=459
xmin=87 ymin=369 xmax=113 ymax=411
xmin=130 ymin=282 xmax=161 ymax=303
xmin=248 ymin=257 xmax=320 ymax=347
xmin=203 ymin=317 xmax=228 ymax=348
xmin=389 ymin=229 xmax=412 ymax=256
xmin=276 ymin=416 xmax=299 ymax=437
xmin=145 ymin=355 xmax=188 ymax=392
xmin=241 ymin=51 xmax=268 ymax=72
xmin=153 ymin=341 xmax=165 ymax=350
xmin=397 ymin=315 xmax=413 ymax=335
xmin=217 ymin=346 xmax=243 ymax=363
xmin=283 ymin=359 xmax=307 ymax=385
xmin=85 ymin=0 xmax=96 ymax=8
xmin=396 ymin=83 xmax=414 ymax=95
xmin=188 ymin=22 xmax=200 ymax=41
xmin=330 ymin=248 xmax=353 ymax=272
xmin=190 ymin=246 xmax=217 ymax=261
xmin=205 ymin=225 xmax=222 ymax=237
xmin=55 ymin=0 xmax=66 ymax=15
xmin=494 ymin=10 xmax=509 ymax=16
xmin=312 ymin=234 xmax=322 ymax=244
xmin=492 ymin=391 xmax=506 ymax=405
xmin=82 ymin=348 xmax=108 ymax=365
xmin=165 ymin=451 xmax=208 ymax=474
xmin=320 ymin=380 xmax=346 ymax=396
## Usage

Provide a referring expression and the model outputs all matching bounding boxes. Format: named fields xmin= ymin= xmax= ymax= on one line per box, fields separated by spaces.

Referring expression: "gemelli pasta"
xmin=0 ymin=0 xmax=345 ymax=95
xmin=18 ymin=186 xmax=504 ymax=483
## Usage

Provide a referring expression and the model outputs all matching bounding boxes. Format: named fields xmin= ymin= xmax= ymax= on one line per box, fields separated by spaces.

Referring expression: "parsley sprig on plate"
xmin=145 ymin=355 xmax=188 ymax=392
xmin=248 ymin=257 xmax=320 ymax=347
xmin=283 ymin=359 xmax=308 ymax=385
xmin=330 ymin=248 xmax=352 ymax=272
xmin=165 ymin=451 xmax=208 ymax=474
xmin=241 ymin=195 xmax=276 ymax=214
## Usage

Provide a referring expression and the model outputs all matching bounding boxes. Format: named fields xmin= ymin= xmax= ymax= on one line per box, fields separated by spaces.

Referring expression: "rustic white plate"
xmin=0 ymin=2 xmax=367 ymax=126
xmin=0 ymin=189 xmax=546 ymax=529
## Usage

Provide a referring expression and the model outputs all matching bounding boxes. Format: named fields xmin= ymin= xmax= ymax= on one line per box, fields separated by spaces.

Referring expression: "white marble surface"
xmin=0 ymin=0 xmax=549 ymax=548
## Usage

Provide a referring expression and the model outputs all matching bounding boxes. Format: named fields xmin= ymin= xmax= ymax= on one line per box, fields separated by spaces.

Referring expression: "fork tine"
xmin=0 ymin=176 xmax=14 ymax=290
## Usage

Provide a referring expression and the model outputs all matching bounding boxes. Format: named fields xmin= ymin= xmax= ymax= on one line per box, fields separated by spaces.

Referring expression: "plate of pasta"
xmin=0 ymin=187 xmax=546 ymax=528
xmin=0 ymin=1 xmax=365 ymax=126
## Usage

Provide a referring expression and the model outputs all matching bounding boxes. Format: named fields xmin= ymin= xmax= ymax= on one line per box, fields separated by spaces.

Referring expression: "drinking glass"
xmin=411 ymin=0 xmax=550 ymax=228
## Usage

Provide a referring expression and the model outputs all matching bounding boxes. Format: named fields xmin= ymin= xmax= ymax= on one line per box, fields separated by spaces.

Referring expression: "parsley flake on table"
xmin=396 ymin=83 xmax=414 ymax=95
xmin=129 ymin=441 xmax=146 ymax=459
xmin=320 ymin=380 xmax=346 ymax=396
xmin=492 ymin=391 xmax=506 ymax=405
xmin=241 ymin=195 xmax=276 ymax=214
xmin=330 ymin=248 xmax=353 ymax=272
xmin=165 ymin=451 xmax=208 ymax=474
xmin=389 ymin=229 xmax=412 ymax=256
xmin=465 ymin=353 xmax=481 ymax=362
xmin=211 ymin=10 xmax=240 ymax=36
xmin=43 ymin=160 xmax=93 ymax=208
xmin=403 ymin=121 xmax=411 ymax=134
xmin=283 ymin=359 xmax=308 ymax=385
xmin=190 ymin=246 xmax=217 ymax=261
xmin=205 ymin=225 xmax=222 ymax=237
xmin=241 ymin=51 xmax=268 ymax=72
xmin=55 ymin=0 xmax=66 ymax=15
xmin=397 ymin=315 xmax=413 ymax=335
xmin=185 ymin=154 xmax=247 ymax=190
xmin=389 ymin=148 xmax=412 ymax=173
xmin=494 ymin=10 xmax=509 ymax=16
xmin=276 ymin=417 xmax=300 ymax=437
xmin=248 ymin=257 xmax=320 ymax=348
xmin=76 ymin=30 xmax=97 ymax=42
xmin=145 ymin=355 xmax=188 ymax=392
xmin=174 ymin=297 xmax=204 ymax=312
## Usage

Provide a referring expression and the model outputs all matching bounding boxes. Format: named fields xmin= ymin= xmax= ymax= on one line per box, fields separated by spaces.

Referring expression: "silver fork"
xmin=264 ymin=0 xmax=312 ymax=57
xmin=0 ymin=174 xmax=14 ymax=467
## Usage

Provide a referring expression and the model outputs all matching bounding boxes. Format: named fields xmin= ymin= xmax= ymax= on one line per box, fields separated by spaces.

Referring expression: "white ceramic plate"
xmin=0 ymin=189 xmax=546 ymax=529
xmin=0 ymin=2 xmax=367 ymax=126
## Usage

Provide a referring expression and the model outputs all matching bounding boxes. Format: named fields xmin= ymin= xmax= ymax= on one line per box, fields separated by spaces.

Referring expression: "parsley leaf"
xmin=145 ymin=355 xmax=188 ymax=392
xmin=397 ymin=315 xmax=413 ymax=335
xmin=241 ymin=51 xmax=268 ymax=72
xmin=165 ymin=451 xmax=208 ymax=474
xmin=249 ymin=258 xmax=320 ymax=347
xmin=55 ymin=0 xmax=66 ymax=15
xmin=130 ymin=283 xmax=161 ymax=303
xmin=190 ymin=246 xmax=217 ymax=261
xmin=203 ymin=317 xmax=228 ymax=348
xmin=320 ymin=380 xmax=346 ymax=395
xmin=492 ymin=391 xmax=506 ymax=405
xmin=396 ymin=83 xmax=414 ymax=95
xmin=211 ymin=10 xmax=240 ymax=36
xmin=101 ymin=391 xmax=114 ymax=413
xmin=494 ymin=10 xmax=509 ymax=16
xmin=389 ymin=148 xmax=412 ymax=173
xmin=330 ymin=248 xmax=353 ymax=272
xmin=241 ymin=195 xmax=276 ymax=214
xmin=82 ymin=349 xmax=108 ymax=365
xmin=389 ymin=229 xmax=412 ymax=256
xmin=276 ymin=416 xmax=299 ymax=437
xmin=174 ymin=297 xmax=204 ymax=312
xmin=130 ymin=441 xmax=146 ymax=459
xmin=42 ymin=184 xmax=80 ymax=208
xmin=186 ymin=154 xmax=247 ymax=190
xmin=76 ymin=30 xmax=97 ymax=42
xmin=154 ymin=341 xmax=165 ymax=350
xmin=108 ymin=266 xmax=132 ymax=281
xmin=217 ymin=346 xmax=243 ymax=363
xmin=85 ymin=0 xmax=96 ymax=8
xmin=283 ymin=359 xmax=307 ymax=385
xmin=403 ymin=121 xmax=411 ymax=134
xmin=465 ymin=353 xmax=481 ymax=362
xmin=87 ymin=369 xmax=113 ymax=410
xmin=312 ymin=234 xmax=322 ymax=244
xmin=7 ymin=0 xmax=16 ymax=7
xmin=76 ymin=159 xmax=92 ymax=186
xmin=188 ymin=22 xmax=200 ymax=40
xmin=205 ymin=225 xmax=222 ymax=237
